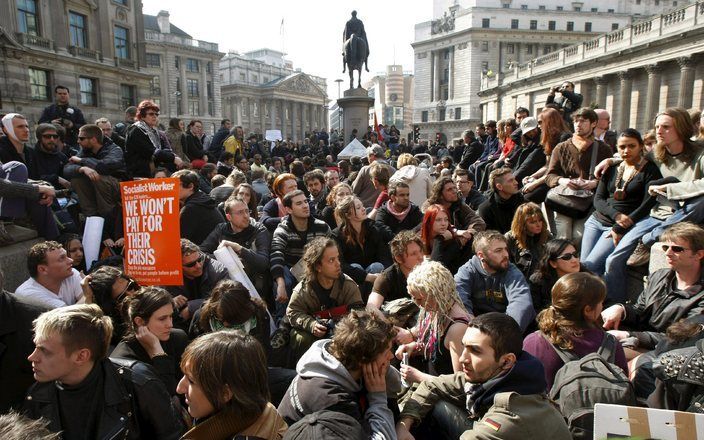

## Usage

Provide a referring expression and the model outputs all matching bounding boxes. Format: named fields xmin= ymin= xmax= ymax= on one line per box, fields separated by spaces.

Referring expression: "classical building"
xmin=142 ymin=11 xmax=223 ymax=133
xmin=220 ymin=49 xmax=328 ymax=142
xmin=479 ymin=3 xmax=704 ymax=134
xmin=363 ymin=65 xmax=415 ymax=138
xmin=0 ymin=0 xmax=151 ymax=128
xmin=412 ymin=0 xmax=691 ymax=141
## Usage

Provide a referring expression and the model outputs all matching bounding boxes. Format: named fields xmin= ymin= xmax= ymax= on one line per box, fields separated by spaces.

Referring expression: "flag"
xmin=374 ymin=112 xmax=384 ymax=141
xmin=280 ymin=18 xmax=284 ymax=35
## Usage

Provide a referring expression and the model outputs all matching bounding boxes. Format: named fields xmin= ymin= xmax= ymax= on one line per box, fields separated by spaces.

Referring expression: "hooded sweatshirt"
xmin=455 ymin=256 xmax=535 ymax=331
xmin=390 ymin=165 xmax=433 ymax=208
xmin=277 ymin=340 xmax=400 ymax=440
xmin=180 ymin=191 xmax=225 ymax=245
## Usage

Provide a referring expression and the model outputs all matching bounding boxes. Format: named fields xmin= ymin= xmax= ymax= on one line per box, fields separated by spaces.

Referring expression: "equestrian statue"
xmin=342 ymin=10 xmax=370 ymax=89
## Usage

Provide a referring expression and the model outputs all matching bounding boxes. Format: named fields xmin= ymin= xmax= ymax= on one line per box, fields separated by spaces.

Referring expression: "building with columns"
xmin=363 ymin=65 xmax=415 ymax=138
xmin=220 ymin=49 xmax=328 ymax=142
xmin=142 ymin=11 xmax=223 ymax=133
xmin=412 ymin=0 xmax=691 ymax=141
xmin=478 ymin=3 xmax=704 ymax=134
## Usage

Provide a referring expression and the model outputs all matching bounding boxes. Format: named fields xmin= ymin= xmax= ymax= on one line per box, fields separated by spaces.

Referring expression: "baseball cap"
xmin=520 ymin=117 xmax=538 ymax=134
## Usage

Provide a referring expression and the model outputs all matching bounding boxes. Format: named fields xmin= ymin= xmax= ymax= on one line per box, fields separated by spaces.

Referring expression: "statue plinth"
xmin=337 ymin=88 xmax=375 ymax=141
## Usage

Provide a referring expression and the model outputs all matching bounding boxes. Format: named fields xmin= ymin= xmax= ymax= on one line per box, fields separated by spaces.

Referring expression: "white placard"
xmin=82 ymin=216 xmax=104 ymax=271
xmin=265 ymin=130 xmax=282 ymax=141
xmin=594 ymin=403 xmax=704 ymax=440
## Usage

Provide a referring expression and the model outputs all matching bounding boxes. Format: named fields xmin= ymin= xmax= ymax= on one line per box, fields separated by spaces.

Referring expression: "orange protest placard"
xmin=120 ymin=178 xmax=182 ymax=285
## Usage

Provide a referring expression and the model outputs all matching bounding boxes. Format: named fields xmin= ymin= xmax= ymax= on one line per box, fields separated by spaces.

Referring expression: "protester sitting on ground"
xmin=477 ymin=118 xmax=518 ymax=192
xmin=233 ymin=182 xmax=260 ymax=219
xmin=15 ymin=241 xmax=83 ymax=309
xmin=278 ymin=309 xmax=400 ymax=439
xmin=505 ymin=202 xmax=551 ymax=279
xmin=216 ymin=151 xmax=235 ymax=177
xmin=375 ymin=181 xmax=423 ymax=235
xmin=423 ymin=177 xmax=486 ymax=245
xmin=197 ymin=163 xmax=216 ymax=194
xmin=33 ymin=122 xmax=70 ymax=190
xmin=389 ymin=154 xmax=433 ymax=208
xmin=477 ymin=167 xmax=524 ymax=234
xmin=58 ymin=233 xmax=86 ymax=274
xmin=111 ymin=286 xmax=188 ymax=397
xmin=210 ymin=168 xmax=246 ymax=203
xmin=319 ymin=182 xmax=353 ymax=229
xmin=523 ymin=272 xmax=628 ymax=390
xmin=184 ymin=120 xmax=208 ymax=168
xmin=172 ymin=169 xmax=225 ymax=245
xmin=455 ymin=231 xmax=535 ymax=332
xmin=262 ymin=173 xmax=300 ymax=232
xmin=421 ymin=204 xmax=469 ymax=274
xmin=270 ymin=156 xmax=285 ymax=174
xmin=211 ymin=173 xmax=225 ymax=189
xmin=395 ymin=260 xmax=470 ymax=383
xmin=453 ymin=168 xmax=486 ymax=211
xmin=332 ymin=196 xmax=393 ymax=293
xmin=511 ymin=117 xmax=546 ymax=184
xmin=367 ymin=162 xmax=392 ymax=220
xmin=82 ymin=265 xmax=139 ymax=345
xmin=177 ymin=331 xmax=288 ymax=439
xmin=396 ymin=312 xmax=571 ymax=440
xmin=251 ymin=168 xmax=272 ymax=202
xmin=286 ymin=237 xmax=364 ymax=361
xmin=0 ymin=112 xmax=40 ymax=179
xmin=602 ymin=222 xmax=704 ymax=361
xmin=304 ymin=169 xmax=328 ymax=217
xmin=25 ymin=304 xmax=183 ymax=439
xmin=352 ymin=144 xmax=393 ymax=208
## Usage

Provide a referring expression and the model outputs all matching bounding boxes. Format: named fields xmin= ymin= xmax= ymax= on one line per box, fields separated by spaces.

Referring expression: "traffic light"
xmin=436 ymin=132 xmax=442 ymax=143
xmin=413 ymin=125 xmax=420 ymax=142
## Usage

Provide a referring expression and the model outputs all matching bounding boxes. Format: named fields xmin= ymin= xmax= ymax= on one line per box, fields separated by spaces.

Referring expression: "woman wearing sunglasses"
xmin=529 ymin=238 xmax=590 ymax=315
xmin=112 ymin=286 xmax=189 ymax=397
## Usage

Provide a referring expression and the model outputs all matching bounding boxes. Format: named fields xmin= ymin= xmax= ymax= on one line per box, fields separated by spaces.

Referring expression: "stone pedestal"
xmin=337 ymin=88 xmax=374 ymax=141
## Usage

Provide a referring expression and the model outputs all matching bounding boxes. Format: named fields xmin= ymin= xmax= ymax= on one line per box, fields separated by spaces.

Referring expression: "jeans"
xmin=350 ymin=262 xmax=385 ymax=274
xmin=581 ymin=215 xmax=615 ymax=276
xmin=272 ymin=266 xmax=296 ymax=324
xmin=554 ymin=212 xmax=588 ymax=248
xmin=641 ymin=195 xmax=704 ymax=246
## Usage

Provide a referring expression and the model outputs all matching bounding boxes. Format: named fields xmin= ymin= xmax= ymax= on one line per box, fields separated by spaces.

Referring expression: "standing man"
xmin=113 ymin=105 xmax=137 ymax=138
xmin=477 ymin=168 xmax=524 ymax=234
xmin=95 ymin=117 xmax=125 ymax=150
xmin=38 ymin=85 xmax=85 ymax=148
xmin=352 ymin=144 xmax=394 ymax=208
xmin=208 ymin=118 xmax=232 ymax=162
xmin=546 ymin=81 xmax=583 ymax=125
xmin=223 ymin=126 xmax=245 ymax=158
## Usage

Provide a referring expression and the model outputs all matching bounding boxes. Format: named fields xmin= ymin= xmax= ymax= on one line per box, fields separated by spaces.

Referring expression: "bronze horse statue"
xmin=342 ymin=33 xmax=369 ymax=89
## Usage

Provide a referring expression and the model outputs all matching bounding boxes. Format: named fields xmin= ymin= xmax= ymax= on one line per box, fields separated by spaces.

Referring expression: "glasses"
xmin=146 ymin=112 xmax=159 ymax=116
xmin=42 ymin=134 xmax=60 ymax=139
xmin=554 ymin=252 xmax=579 ymax=261
xmin=115 ymin=276 xmax=139 ymax=303
xmin=662 ymin=244 xmax=691 ymax=253
xmin=183 ymin=254 xmax=205 ymax=268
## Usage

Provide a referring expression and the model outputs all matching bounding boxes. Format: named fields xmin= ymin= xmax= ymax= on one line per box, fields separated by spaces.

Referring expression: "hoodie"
xmin=455 ymin=256 xmax=535 ymax=331
xmin=389 ymin=165 xmax=433 ymax=208
xmin=476 ymin=191 xmax=525 ymax=234
xmin=277 ymin=340 xmax=400 ymax=440
xmin=180 ymin=191 xmax=225 ymax=245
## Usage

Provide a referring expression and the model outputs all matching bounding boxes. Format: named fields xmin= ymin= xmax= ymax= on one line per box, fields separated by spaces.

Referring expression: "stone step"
xmin=0 ymin=225 xmax=41 ymax=292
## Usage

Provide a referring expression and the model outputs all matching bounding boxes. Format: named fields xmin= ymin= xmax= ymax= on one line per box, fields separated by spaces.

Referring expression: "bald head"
xmin=595 ymin=109 xmax=611 ymax=132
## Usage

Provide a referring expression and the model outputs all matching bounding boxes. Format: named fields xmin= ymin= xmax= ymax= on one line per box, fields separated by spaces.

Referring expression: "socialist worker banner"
xmin=120 ymin=178 xmax=182 ymax=285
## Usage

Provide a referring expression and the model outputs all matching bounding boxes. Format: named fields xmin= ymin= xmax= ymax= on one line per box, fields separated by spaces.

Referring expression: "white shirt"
xmin=14 ymin=269 xmax=83 ymax=309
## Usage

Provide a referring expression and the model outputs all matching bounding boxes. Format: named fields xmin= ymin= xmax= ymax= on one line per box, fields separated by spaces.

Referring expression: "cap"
xmin=283 ymin=411 xmax=364 ymax=440
xmin=520 ymin=117 xmax=538 ymax=134
xmin=367 ymin=144 xmax=385 ymax=157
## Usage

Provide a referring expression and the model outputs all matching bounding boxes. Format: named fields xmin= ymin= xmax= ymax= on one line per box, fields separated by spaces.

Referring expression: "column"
xmin=617 ymin=71 xmax=632 ymax=132
xmin=179 ymin=59 xmax=187 ymax=115
xmin=299 ymin=103 xmax=305 ymax=140
xmin=259 ymin=99 xmax=266 ymax=134
xmin=594 ymin=76 xmax=608 ymax=109
xmin=281 ymin=101 xmax=287 ymax=140
xmin=434 ymin=50 xmax=442 ymax=101
xmin=644 ymin=64 xmax=661 ymax=127
xmin=449 ymin=46 xmax=455 ymax=100
xmin=430 ymin=52 xmax=436 ymax=104
xmin=308 ymin=104 xmax=314 ymax=135
xmin=235 ymin=98 xmax=242 ymax=126
xmin=677 ymin=57 xmax=695 ymax=109
xmin=200 ymin=61 xmax=208 ymax=117
xmin=291 ymin=101 xmax=298 ymax=142
xmin=270 ymin=99 xmax=277 ymax=130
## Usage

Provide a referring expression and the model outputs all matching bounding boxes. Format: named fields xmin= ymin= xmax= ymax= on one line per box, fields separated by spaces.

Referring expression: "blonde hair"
xmin=326 ymin=182 xmax=353 ymax=207
xmin=510 ymin=202 xmax=549 ymax=250
xmin=33 ymin=304 xmax=113 ymax=361
xmin=396 ymin=153 xmax=418 ymax=168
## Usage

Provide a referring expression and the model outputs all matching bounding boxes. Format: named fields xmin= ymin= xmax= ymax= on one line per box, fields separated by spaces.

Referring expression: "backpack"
xmin=544 ymin=332 xmax=636 ymax=439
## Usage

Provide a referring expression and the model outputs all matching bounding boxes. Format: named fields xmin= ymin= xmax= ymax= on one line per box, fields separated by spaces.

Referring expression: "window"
xmin=187 ymin=79 xmax=199 ymax=97
xmin=28 ymin=68 xmax=49 ymax=100
xmin=443 ymin=50 xmax=450 ymax=60
xmin=506 ymin=44 xmax=515 ymax=54
xmin=539 ymin=5 xmax=546 ymax=10
xmin=186 ymin=58 xmax=199 ymax=72
xmin=591 ymin=7 xmax=598 ymax=12
xmin=530 ymin=20 xmax=537 ymax=30
xmin=208 ymin=101 xmax=214 ymax=116
xmin=481 ymin=61 xmax=489 ymax=72
xmin=113 ymin=0 xmax=127 ymax=4
xmin=548 ymin=20 xmax=556 ymax=30
xmin=481 ymin=41 xmax=489 ymax=52
xmin=455 ymin=107 xmax=461 ymax=120
xmin=502 ymin=3 xmax=510 ymax=7
xmin=543 ymin=46 xmax=553 ymax=55
xmin=584 ymin=22 xmax=592 ymax=32
xmin=673 ymin=1 xmax=678 ymax=6
xmin=175 ymin=56 xmax=180 ymax=69
xmin=69 ymin=12 xmax=87 ymax=48
xmin=17 ymin=0 xmax=39 ymax=35
xmin=511 ymin=19 xmax=519 ymax=29
xmin=635 ymin=0 xmax=641 ymax=4
xmin=611 ymin=23 xmax=619 ymax=31
xmin=556 ymin=6 xmax=564 ymax=10
xmin=521 ymin=4 xmax=528 ymax=9
xmin=239 ymin=72 xmax=245 ymax=81
xmin=150 ymin=76 xmax=160 ymax=96
xmin=79 ymin=77 xmax=96 ymax=106
xmin=482 ymin=18 xmax=490 ymax=28
xmin=120 ymin=84 xmax=135 ymax=108
xmin=566 ymin=21 xmax=574 ymax=31
xmin=527 ymin=45 xmax=533 ymax=54
xmin=188 ymin=101 xmax=200 ymax=116
xmin=114 ymin=26 xmax=129 ymax=59
xmin=421 ymin=111 xmax=428 ymax=122
xmin=655 ymin=0 xmax=660 ymax=5
xmin=252 ymin=74 xmax=258 ymax=83
xmin=206 ymin=61 xmax=212 ymax=73
xmin=207 ymin=81 xmax=213 ymax=99
xmin=574 ymin=6 xmax=581 ymax=11
xmin=608 ymin=9 xmax=615 ymax=13
xmin=263 ymin=76 xmax=269 ymax=83
xmin=146 ymin=53 xmax=160 ymax=67
xmin=438 ymin=108 xmax=446 ymax=121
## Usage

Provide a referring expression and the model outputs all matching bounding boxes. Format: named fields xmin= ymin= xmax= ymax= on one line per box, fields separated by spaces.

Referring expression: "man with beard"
xmin=304 ymin=169 xmax=327 ymax=216
xmin=376 ymin=181 xmax=423 ymax=234
xmin=223 ymin=125 xmax=245 ymax=158
xmin=38 ymin=85 xmax=85 ymax=147
xmin=33 ymin=123 xmax=69 ymax=190
xmin=395 ymin=313 xmax=570 ymax=440
xmin=454 ymin=231 xmax=534 ymax=332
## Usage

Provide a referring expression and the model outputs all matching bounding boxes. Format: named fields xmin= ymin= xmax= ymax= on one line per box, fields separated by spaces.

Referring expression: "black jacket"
xmin=165 ymin=256 xmax=230 ymax=316
xmin=199 ymin=221 xmax=271 ymax=277
xmin=376 ymin=202 xmax=423 ymax=234
xmin=514 ymin=145 xmax=546 ymax=185
xmin=24 ymin=358 xmax=182 ymax=440
xmin=63 ymin=139 xmax=126 ymax=179
xmin=477 ymin=191 xmax=525 ymax=234
xmin=0 ymin=137 xmax=39 ymax=179
xmin=184 ymin=131 xmax=207 ymax=162
xmin=125 ymin=123 xmax=176 ymax=178
xmin=458 ymin=140 xmax=485 ymax=170
xmin=207 ymin=127 xmax=231 ymax=161
xmin=38 ymin=103 xmax=86 ymax=146
xmin=332 ymin=219 xmax=394 ymax=285
xmin=33 ymin=143 xmax=68 ymax=187
xmin=180 ymin=191 xmax=225 ymax=245
xmin=0 ymin=292 xmax=49 ymax=413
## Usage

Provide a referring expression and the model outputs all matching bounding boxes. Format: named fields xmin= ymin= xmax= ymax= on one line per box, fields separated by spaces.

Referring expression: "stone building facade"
xmin=220 ymin=49 xmax=328 ymax=142
xmin=478 ymin=3 xmax=704 ymax=134
xmin=412 ymin=0 xmax=691 ymax=141
xmin=363 ymin=65 xmax=415 ymax=138
xmin=0 ymin=0 xmax=152 ymax=128
xmin=142 ymin=11 xmax=223 ymax=133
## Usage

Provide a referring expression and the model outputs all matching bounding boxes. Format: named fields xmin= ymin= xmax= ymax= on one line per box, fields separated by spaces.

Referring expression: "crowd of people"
xmin=1 ymin=82 xmax=704 ymax=440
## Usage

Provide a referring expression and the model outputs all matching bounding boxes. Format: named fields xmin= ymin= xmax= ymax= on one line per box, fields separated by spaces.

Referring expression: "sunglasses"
xmin=42 ymin=134 xmax=60 ymax=139
xmin=662 ymin=244 xmax=691 ymax=253
xmin=113 ymin=276 xmax=139 ymax=303
xmin=554 ymin=252 xmax=579 ymax=261
xmin=183 ymin=254 xmax=205 ymax=268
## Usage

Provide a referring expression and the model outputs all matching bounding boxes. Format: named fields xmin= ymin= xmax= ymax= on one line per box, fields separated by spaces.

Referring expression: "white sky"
xmin=142 ymin=0 xmax=432 ymax=102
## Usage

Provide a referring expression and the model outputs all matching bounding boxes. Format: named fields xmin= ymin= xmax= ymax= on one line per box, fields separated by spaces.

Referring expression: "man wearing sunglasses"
xmin=33 ymin=123 xmax=70 ymax=191
xmin=602 ymin=222 xmax=704 ymax=359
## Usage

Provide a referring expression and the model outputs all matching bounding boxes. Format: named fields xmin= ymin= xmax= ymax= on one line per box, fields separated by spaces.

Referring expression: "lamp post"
xmin=335 ymin=79 xmax=343 ymax=132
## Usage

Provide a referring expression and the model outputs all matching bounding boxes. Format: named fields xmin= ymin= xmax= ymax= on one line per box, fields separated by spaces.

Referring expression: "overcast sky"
xmin=142 ymin=0 xmax=432 ymax=102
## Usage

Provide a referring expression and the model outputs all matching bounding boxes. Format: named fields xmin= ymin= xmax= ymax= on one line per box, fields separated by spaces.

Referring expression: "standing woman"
xmin=166 ymin=118 xmax=190 ymax=167
xmin=177 ymin=331 xmax=287 ymax=439
xmin=125 ymin=100 xmax=183 ymax=178
xmin=112 ymin=286 xmax=189 ymax=397
xmin=420 ymin=204 xmax=469 ymax=274
xmin=505 ymin=202 xmax=551 ymax=279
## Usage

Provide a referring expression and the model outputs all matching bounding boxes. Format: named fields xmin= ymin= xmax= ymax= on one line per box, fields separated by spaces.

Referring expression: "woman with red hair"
xmin=260 ymin=173 xmax=299 ymax=232
xmin=125 ymin=100 xmax=184 ymax=178
xmin=421 ymin=204 xmax=469 ymax=274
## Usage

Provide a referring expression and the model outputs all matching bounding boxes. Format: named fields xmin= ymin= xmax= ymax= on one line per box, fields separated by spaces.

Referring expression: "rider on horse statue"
xmin=342 ymin=10 xmax=370 ymax=89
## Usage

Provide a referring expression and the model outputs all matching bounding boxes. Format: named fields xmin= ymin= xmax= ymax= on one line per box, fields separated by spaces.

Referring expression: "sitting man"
xmin=33 ymin=123 xmax=69 ymax=190
xmin=165 ymin=239 xmax=229 ymax=330
xmin=24 ymin=304 xmax=182 ymax=439
xmin=455 ymin=231 xmax=534 ymax=332
xmin=278 ymin=309 xmax=400 ymax=439
xmin=304 ymin=169 xmax=328 ymax=216
xmin=454 ymin=168 xmax=486 ymax=211
xmin=172 ymin=169 xmax=225 ymax=245
xmin=15 ymin=241 xmax=82 ymax=309
xmin=287 ymin=237 xmax=363 ymax=360
xmin=395 ymin=312 xmax=570 ymax=440
xmin=477 ymin=167 xmax=524 ymax=234
xmin=376 ymin=181 xmax=423 ymax=234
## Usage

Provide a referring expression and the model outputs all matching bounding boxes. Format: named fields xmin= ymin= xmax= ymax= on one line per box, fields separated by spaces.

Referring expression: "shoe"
xmin=627 ymin=242 xmax=651 ymax=267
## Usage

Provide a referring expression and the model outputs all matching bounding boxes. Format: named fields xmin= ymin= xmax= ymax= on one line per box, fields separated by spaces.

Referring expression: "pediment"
xmin=0 ymin=26 xmax=24 ymax=50
xmin=274 ymin=73 xmax=326 ymax=98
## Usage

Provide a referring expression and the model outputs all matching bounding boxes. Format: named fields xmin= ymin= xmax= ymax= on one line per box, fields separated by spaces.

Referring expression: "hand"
xmin=594 ymin=158 xmax=613 ymax=179
xmin=173 ymin=295 xmax=188 ymax=309
xmin=395 ymin=343 xmax=416 ymax=360
xmin=522 ymin=176 xmax=535 ymax=185
xmin=36 ymin=185 xmax=55 ymax=205
xmin=103 ymin=238 xmax=115 ymax=248
xmin=68 ymin=156 xmax=82 ymax=164
xmin=365 ymin=273 xmax=378 ymax=283
xmin=522 ymin=182 xmax=538 ymax=193
xmin=601 ymin=304 xmax=625 ymax=330
xmin=276 ymin=282 xmax=288 ymax=303
xmin=400 ymin=364 xmax=429 ymax=385
xmin=136 ymin=325 xmax=164 ymax=357
xmin=80 ymin=275 xmax=94 ymax=303
xmin=174 ymin=157 xmax=184 ymax=169
xmin=648 ymin=184 xmax=668 ymax=197
xmin=363 ymin=359 xmax=388 ymax=393
xmin=565 ymin=179 xmax=582 ymax=190
xmin=581 ymin=179 xmax=598 ymax=191
xmin=221 ymin=240 xmax=242 ymax=253
xmin=81 ymin=167 xmax=101 ymax=182
xmin=608 ymin=330 xmax=631 ymax=341
xmin=440 ymin=230 xmax=453 ymax=240
xmin=312 ymin=322 xmax=328 ymax=338
xmin=608 ymin=229 xmax=623 ymax=246
xmin=114 ymin=238 xmax=125 ymax=247
xmin=395 ymin=327 xmax=414 ymax=345
xmin=51 ymin=118 xmax=62 ymax=125
xmin=396 ymin=420 xmax=416 ymax=440
xmin=614 ymin=213 xmax=634 ymax=229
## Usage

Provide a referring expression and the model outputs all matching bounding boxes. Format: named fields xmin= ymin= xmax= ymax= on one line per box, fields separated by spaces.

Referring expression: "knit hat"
xmin=282 ymin=411 xmax=364 ymax=440
xmin=367 ymin=144 xmax=385 ymax=157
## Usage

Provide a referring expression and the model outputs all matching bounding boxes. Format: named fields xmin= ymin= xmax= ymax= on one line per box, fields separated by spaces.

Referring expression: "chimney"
xmin=156 ymin=10 xmax=170 ymax=34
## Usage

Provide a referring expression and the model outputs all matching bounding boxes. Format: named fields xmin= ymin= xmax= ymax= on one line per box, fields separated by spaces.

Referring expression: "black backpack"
xmin=544 ymin=332 xmax=636 ymax=439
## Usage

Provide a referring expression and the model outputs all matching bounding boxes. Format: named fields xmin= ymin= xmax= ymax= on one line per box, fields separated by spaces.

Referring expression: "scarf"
xmin=464 ymin=371 xmax=508 ymax=420
xmin=1 ymin=113 xmax=21 ymax=141
xmin=385 ymin=200 xmax=411 ymax=222
xmin=133 ymin=120 xmax=161 ymax=151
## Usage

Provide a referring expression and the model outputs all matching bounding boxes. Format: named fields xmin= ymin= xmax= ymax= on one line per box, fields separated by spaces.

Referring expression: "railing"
xmin=68 ymin=45 xmax=101 ymax=61
xmin=116 ymin=57 xmax=136 ymax=69
xmin=144 ymin=30 xmax=219 ymax=52
xmin=481 ymin=1 xmax=704 ymax=90
xmin=15 ymin=32 xmax=53 ymax=50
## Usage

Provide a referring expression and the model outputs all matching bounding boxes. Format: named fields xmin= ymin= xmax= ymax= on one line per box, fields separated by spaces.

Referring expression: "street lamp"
xmin=335 ymin=78 xmax=343 ymax=99
xmin=334 ymin=79 xmax=344 ymax=133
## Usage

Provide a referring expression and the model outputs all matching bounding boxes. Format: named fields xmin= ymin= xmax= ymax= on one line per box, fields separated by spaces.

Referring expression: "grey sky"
xmin=142 ymin=0 xmax=431 ymax=102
